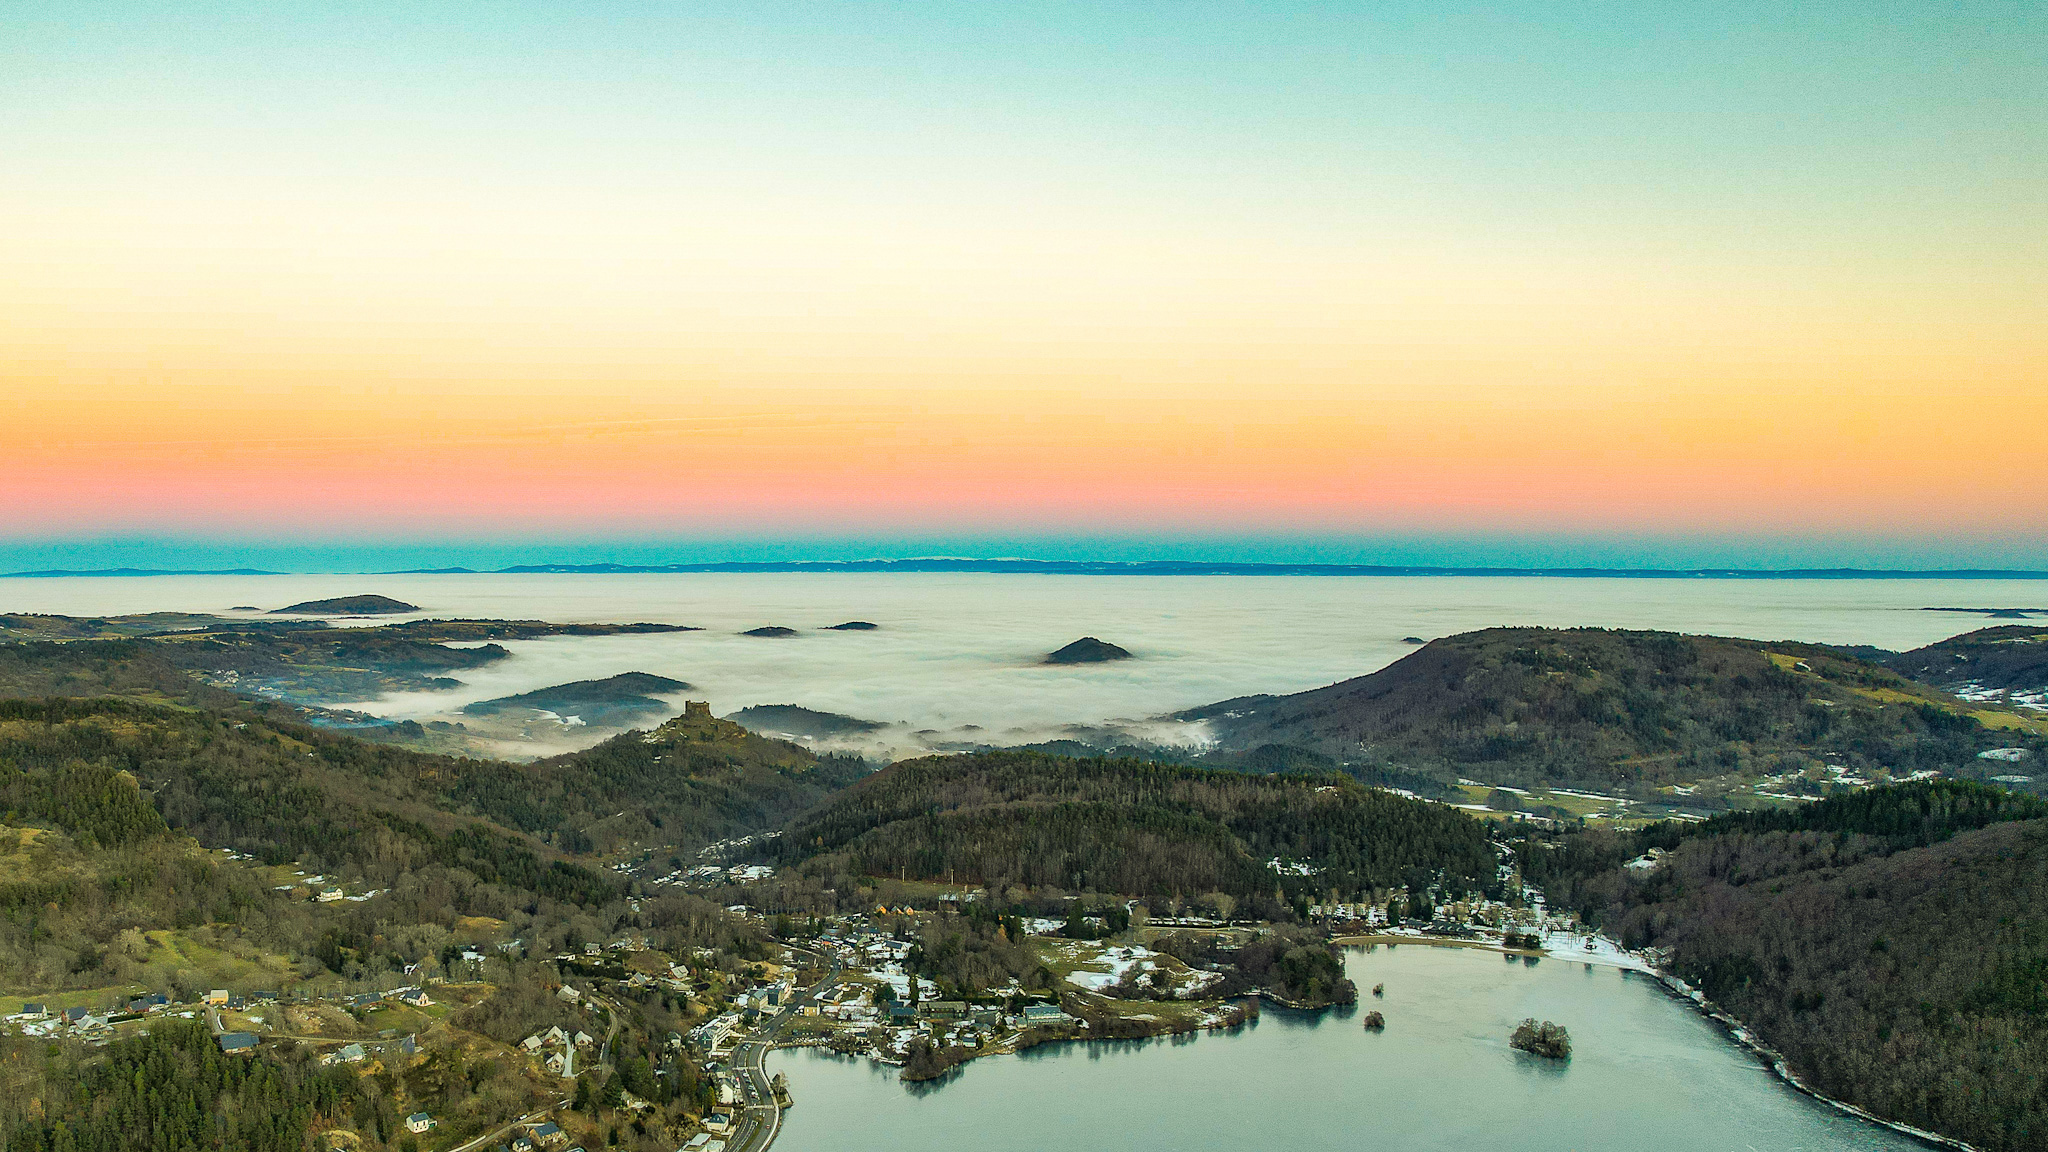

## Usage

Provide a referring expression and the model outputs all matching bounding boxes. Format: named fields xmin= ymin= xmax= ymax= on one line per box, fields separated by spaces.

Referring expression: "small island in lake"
xmin=1363 ymin=1011 xmax=1385 ymax=1030
xmin=1510 ymin=1018 xmax=1571 ymax=1059
xmin=743 ymin=625 xmax=799 ymax=637
xmin=1044 ymin=636 xmax=1132 ymax=664
xmin=827 ymin=620 xmax=879 ymax=630
xmin=270 ymin=594 xmax=419 ymax=615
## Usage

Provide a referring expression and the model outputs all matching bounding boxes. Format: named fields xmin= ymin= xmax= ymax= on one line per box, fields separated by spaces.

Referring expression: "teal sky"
xmin=3 ymin=533 xmax=2045 ymax=575
xmin=4 ymin=2 xmax=2043 ymax=565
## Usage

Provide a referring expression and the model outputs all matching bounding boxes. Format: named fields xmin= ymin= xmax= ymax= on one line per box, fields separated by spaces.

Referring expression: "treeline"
xmin=0 ymin=755 xmax=167 ymax=849
xmin=0 ymin=1018 xmax=360 ymax=1152
xmin=772 ymin=751 xmax=1497 ymax=907
xmin=1527 ymin=781 xmax=2048 ymax=1152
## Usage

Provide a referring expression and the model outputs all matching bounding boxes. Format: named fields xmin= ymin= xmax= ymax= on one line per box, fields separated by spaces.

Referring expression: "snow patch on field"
xmin=1067 ymin=946 xmax=1155 ymax=991
xmin=1538 ymin=930 xmax=1654 ymax=972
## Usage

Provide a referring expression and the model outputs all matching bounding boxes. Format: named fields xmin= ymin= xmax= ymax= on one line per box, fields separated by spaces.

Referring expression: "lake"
xmin=1 ymin=572 xmax=2038 ymax=757
xmin=766 ymin=945 xmax=1933 ymax=1151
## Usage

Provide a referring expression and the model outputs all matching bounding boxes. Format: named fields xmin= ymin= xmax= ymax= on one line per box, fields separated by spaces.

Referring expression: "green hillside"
xmin=771 ymin=750 xmax=1497 ymax=913
xmin=1192 ymin=627 xmax=2047 ymax=793
xmin=1525 ymin=781 xmax=2048 ymax=1152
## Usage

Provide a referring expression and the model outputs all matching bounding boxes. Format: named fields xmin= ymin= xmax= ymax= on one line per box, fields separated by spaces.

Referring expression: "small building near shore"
xmin=1022 ymin=1003 xmax=1068 ymax=1026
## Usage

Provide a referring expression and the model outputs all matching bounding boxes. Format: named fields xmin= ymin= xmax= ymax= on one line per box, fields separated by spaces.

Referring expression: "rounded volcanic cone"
xmin=1043 ymin=637 xmax=1132 ymax=665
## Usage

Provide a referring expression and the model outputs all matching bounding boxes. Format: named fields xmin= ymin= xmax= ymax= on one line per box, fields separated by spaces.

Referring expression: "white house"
xmin=404 ymin=1113 xmax=435 ymax=1134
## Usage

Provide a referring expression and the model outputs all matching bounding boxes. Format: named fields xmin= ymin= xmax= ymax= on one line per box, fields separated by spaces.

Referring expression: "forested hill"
xmin=1873 ymin=624 xmax=2048 ymax=701
xmin=1528 ymin=781 xmax=2048 ymax=1152
xmin=1190 ymin=627 xmax=2047 ymax=790
xmin=0 ymin=640 xmax=857 ymax=857
xmin=770 ymin=750 xmax=1497 ymax=913
xmin=0 ymin=641 xmax=862 ymax=1008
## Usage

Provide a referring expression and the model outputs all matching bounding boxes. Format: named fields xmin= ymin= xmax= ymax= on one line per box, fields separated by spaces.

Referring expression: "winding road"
xmin=723 ymin=947 xmax=844 ymax=1152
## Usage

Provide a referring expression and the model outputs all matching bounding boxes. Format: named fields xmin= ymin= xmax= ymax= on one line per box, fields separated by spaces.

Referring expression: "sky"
xmin=3 ymin=2 xmax=2043 ymax=570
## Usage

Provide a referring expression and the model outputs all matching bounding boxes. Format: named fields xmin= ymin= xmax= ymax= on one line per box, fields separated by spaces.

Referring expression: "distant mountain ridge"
xmin=469 ymin=560 xmax=2048 ymax=578
xmin=2 ymin=567 xmax=282 ymax=577
xmin=17 ymin=561 xmax=2048 ymax=578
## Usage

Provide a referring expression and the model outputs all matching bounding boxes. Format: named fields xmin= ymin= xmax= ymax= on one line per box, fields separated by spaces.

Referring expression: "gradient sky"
xmin=4 ymin=2 xmax=2044 ymax=568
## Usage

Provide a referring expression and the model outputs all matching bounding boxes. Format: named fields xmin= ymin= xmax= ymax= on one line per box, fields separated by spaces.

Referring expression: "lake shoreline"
xmin=1333 ymin=933 xmax=1976 ymax=1152
xmin=764 ymin=944 xmax=1944 ymax=1152
xmin=1646 ymin=971 xmax=1976 ymax=1152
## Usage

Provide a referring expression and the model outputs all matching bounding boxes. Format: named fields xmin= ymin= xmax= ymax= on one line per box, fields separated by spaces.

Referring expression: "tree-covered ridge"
xmin=1874 ymin=624 xmax=2048 ymax=695
xmin=1 ymin=1018 xmax=363 ymax=1152
xmin=773 ymin=750 xmax=1497 ymax=905
xmin=0 ymin=696 xmax=594 ymax=891
xmin=0 ymin=640 xmax=860 ymax=861
xmin=453 ymin=706 xmax=866 ymax=856
xmin=0 ymin=677 xmax=857 ymax=990
xmin=1671 ymin=777 xmax=2048 ymax=850
xmin=1197 ymin=627 xmax=2046 ymax=790
xmin=1530 ymin=781 xmax=2048 ymax=1152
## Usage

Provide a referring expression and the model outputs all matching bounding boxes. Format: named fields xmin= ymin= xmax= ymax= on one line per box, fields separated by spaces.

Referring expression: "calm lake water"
xmin=2 ymin=572 xmax=2039 ymax=757
xmin=766 ymin=945 xmax=1932 ymax=1152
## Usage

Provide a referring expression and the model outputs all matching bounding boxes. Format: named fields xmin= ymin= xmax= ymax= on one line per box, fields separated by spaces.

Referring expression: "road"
xmin=723 ymin=946 xmax=844 ymax=1152
xmin=445 ymin=1100 xmax=572 ymax=1152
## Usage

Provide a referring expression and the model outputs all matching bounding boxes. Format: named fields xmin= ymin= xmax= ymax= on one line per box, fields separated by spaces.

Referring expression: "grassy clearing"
xmin=1850 ymin=686 xmax=1937 ymax=706
xmin=143 ymin=929 xmax=301 ymax=989
xmin=1454 ymin=781 xmax=1631 ymax=821
xmin=0 ymin=826 xmax=82 ymax=885
xmin=1071 ymin=994 xmax=1218 ymax=1026
xmin=2 ymin=982 xmax=155 ymax=1013
xmin=1971 ymin=709 xmax=2048 ymax=735
xmin=1027 ymin=938 xmax=1105 ymax=983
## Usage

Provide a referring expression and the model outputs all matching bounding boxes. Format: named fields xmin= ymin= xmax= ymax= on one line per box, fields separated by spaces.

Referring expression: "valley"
xmin=2 ymin=581 xmax=2046 ymax=1152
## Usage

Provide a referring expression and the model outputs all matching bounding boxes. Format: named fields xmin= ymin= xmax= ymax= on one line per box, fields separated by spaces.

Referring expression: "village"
xmin=4 ymin=832 xmax=1627 ymax=1152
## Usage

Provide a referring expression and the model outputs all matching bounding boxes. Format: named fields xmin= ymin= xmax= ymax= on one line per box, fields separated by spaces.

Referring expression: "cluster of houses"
xmin=652 ymin=862 xmax=775 ymax=887
xmin=8 ymin=992 xmax=199 ymax=1041
xmin=520 ymin=1023 xmax=597 ymax=1076
xmin=568 ymin=935 xmax=659 ymax=960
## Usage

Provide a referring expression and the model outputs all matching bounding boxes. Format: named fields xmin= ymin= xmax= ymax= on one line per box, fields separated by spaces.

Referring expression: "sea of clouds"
xmin=4 ymin=572 xmax=2040 ymax=760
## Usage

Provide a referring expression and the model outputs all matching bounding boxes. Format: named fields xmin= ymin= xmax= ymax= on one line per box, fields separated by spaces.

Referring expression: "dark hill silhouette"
xmin=1044 ymin=637 xmax=1131 ymax=664
xmin=1876 ymin=624 xmax=2048 ymax=697
xmin=270 ymin=594 xmax=418 ymax=614
xmin=1187 ymin=627 xmax=2046 ymax=790
xmin=462 ymin=672 xmax=689 ymax=723
xmin=729 ymin=704 xmax=885 ymax=738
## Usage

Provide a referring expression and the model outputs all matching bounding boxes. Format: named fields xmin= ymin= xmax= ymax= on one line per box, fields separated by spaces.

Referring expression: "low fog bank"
xmin=9 ymin=571 xmax=2043 ymax=762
